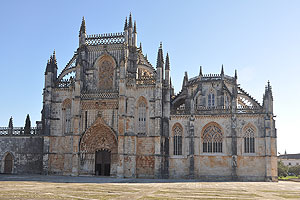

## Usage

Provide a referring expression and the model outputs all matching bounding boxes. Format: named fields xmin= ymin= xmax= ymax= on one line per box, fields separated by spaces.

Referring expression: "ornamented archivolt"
xmin=98 ymin=60 xmax=114 ymax=90
xmin=80 ymin=117 xmax=117 ymax=154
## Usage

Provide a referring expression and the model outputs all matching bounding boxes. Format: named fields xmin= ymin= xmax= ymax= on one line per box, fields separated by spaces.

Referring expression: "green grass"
xmin=278 ymin=175 xmax=299 ymax=180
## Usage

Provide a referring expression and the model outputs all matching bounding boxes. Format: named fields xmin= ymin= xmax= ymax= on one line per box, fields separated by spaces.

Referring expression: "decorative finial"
xmin=79 ymin=16 xmax=86 ymax=36
xmin=156 ymin=43 xmax=164 ymax=68
xmin=139 ymin=42 xmax=142 ymax=51
xmin=199 ymin=66 xmax=203 ymax=76
xmin=221 ymin=64 xmax=224 ymax=75
xmin=133 ymin=20 xmax=137 ymax=33
xmin=129 ymin=13 xmax=133 ymax=28
xmin=234 ymin=69 xmax=237 ymax=79
xmin=165 ymin=52 xmax=170 ymax=70
xmin=124 ymin=17 xmax=128 ymax=30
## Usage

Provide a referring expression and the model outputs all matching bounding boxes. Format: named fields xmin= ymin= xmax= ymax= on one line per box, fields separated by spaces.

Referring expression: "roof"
xmin=278 ymin=153 xmax=300 ymax=159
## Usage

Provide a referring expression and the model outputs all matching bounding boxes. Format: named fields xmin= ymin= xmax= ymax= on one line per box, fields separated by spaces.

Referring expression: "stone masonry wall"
xmin=0 ymin=136 xmax=43 ymax=174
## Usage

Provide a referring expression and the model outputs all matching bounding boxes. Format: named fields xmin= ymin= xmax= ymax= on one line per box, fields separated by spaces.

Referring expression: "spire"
xmin=182 ymin=71 xmax=188 ymax=88
xmin=52 ymin=50 xmax=57 ymax=65
xmin=156 ymin=42 xmax=164 ymax=68
xmin=221 ymin=64 xmax=224 ymax=75
xmin=129 ymin=13 xmax=133 ymax=28
xmin=199 ymin=66 xmax=203 ymax=76
xmin=234 ymin=69 xmax=238 ymax=79
xmin=165 ymin=53 xmax=170 ymax=70
xmin=124 ymin=17 xmax=128 ymax=30
xmin=139 ymin=42 xmax=142 ymax=51
xmin=8 ymin=117 xmax=13 ymax=129
xmin=134 ymin=20 xmax=137 ymax=33
xmin=79 ymin=16 xmax=86 ymax=36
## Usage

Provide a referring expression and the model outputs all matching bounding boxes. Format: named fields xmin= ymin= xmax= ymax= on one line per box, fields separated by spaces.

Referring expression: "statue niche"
xmin=97 ymin=55 xmax=115 ymax=90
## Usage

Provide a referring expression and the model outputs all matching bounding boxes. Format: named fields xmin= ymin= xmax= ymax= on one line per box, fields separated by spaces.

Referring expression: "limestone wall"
xmin=0 ymin=136 xmax=43 ymax=174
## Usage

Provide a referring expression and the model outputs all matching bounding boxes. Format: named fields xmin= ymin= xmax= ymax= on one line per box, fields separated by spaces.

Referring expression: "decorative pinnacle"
xmin=124 ymin=17 xmax=128 ymax=30
xmin=199 ymin=66 xmax=203 ymax=76
xmin=182 ymin=71 xmax=188 ymax=88
xmin=221 ymin=64 xmax=224 ymax=75
xmin=165 ymin=52 xmax=170 ymax=70
xmin=129 ymin=13 xmax=133 ymax=28
xmin=139 ymin=42 xmax=142 ymax=51
xmin=134 ymin=20 xmax=137 ymax=33
xmin=79 ymin=16 xmax=86 ymax=36
xmin=234 ymin=69 xmax=238 ymax=79
xmin=156 ymin=42 xmax=164 ymax=68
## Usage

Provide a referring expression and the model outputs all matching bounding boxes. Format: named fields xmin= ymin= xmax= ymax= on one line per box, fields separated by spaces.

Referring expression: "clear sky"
xmin=0 ymin=0 xmax=299 ymax=154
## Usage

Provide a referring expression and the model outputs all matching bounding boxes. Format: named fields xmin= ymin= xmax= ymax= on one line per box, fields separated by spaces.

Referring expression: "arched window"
xmin=208 ymin=93 xmax=215 ymax=107
xmin=62 ymin=99 xmax=71 ymax=134
xmin=202 ymin=123 xmax=223 ymax=153
xmin=244 ymin=126 xmax=255 ymax=153
xmin=138 ymin=101 xmax=146 ymax=134
xmin=173 ymin=124 xmax=183 ymax=155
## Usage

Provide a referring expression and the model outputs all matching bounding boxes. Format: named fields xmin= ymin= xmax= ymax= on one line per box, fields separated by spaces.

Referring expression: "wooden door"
xmin=4 ymin=153 xmax=13 ymax=174
xmin=95 ymin=150 xmax=111 ymax=176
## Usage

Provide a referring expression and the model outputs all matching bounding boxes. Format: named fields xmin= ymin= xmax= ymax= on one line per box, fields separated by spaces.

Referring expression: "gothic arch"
xmin=80 ymin=117 xmax=117 ymax=154
xmin=242 ymin=123 xmax=257 ymax=153
xmin=2 ymin=152 xmax=14 ymax=174
xmin=201 ymin=122 xmax=223 ymax=153
xmin=94 ymin=54 xmax=117 ymax=90
xmin=135 ymin=96 xmax=149 ymax=135
xmin=172 ymin=123 xmax=183 ymax=155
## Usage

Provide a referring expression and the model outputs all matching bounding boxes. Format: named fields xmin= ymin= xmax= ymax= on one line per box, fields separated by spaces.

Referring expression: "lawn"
xmin=0 ymin=175 xmax=300 ymax=200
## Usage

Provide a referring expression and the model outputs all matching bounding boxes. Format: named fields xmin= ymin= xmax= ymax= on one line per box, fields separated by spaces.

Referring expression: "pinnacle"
xmin=129 ymin=12 xmax=133 ymax=28
xmin=124 ymin=17 xmax=128 ymax=30
xmin=134 ymin=20 xmax=137 ymax=33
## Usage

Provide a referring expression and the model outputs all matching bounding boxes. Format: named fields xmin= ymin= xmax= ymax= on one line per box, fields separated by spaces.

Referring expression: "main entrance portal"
xmin=95 ymin=149 xmax=111 ymax=176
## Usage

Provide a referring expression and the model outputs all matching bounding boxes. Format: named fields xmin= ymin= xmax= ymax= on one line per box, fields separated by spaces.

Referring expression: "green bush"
xmin=278 ymin=161 xmax=289 ymax=177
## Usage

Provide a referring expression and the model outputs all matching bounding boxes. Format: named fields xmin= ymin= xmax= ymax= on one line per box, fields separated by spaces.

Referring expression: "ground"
xmin=0 ymin=175 xmax=299 ymax=200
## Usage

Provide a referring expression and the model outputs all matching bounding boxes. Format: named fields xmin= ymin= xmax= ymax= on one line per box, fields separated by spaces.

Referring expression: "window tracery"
xmin=244 ymin=126 xmax=255 ymax=153
xmin=202 ymin=123 xmax=223 ymax=153
xmin=208 ymin=93 xmax=215 ymax=107
xmin=138 ymin=101 xmax=146 ymax=134
xmin=173 ymin=124 xmax=183 ymax=155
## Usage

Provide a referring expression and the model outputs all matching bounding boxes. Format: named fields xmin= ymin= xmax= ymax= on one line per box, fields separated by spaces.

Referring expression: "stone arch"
xmin=94 ymin=54 xmax=117 ymax=90
xmin=3 ymin=152 xmax=14 ymax=174
xmin=172 ymin=123 xmax=183 ymax=155
xmin=201 ymin=122 xmax=223 ymax=153
xmin=79 ymin=117 xmax=118 ymax=175
xmin=242 ymin=123 xmax=257 ymax=153
xmin=135 ymin=96 xmax=149 ymax=135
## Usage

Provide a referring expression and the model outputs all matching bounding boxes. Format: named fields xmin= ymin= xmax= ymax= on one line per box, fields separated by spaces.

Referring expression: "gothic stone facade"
xmin=0 ymin=15 xmax=277 ymax=181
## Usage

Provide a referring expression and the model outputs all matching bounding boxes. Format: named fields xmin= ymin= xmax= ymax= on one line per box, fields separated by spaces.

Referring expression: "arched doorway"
xmin=95 ymin=149 xmax=111 ymax=176
xmin=80 ymin=117 xmax=118 ymax=176
xmin=4 ymin=153 xmax=13 ymax=174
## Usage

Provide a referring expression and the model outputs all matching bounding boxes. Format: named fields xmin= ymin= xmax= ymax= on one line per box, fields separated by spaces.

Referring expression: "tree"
xmin=278 ymin=161 xmax=288 ymax=177
xmin=24 ymin=114 xmax=31 ymax=134
xmin=289 ymin=165 xmax=300 ymax=177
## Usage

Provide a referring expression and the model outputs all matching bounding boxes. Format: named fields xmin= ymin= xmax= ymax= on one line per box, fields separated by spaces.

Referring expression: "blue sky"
xmin=0 ymin=0 xmax=299 ymax=154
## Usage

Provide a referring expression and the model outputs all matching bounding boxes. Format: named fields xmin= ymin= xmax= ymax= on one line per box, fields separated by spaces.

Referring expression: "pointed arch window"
xmin=208 ymin=93 xmax=215 ymax=107
xmin=244 ymin=126 xmax=255 ymax=153
xmin=138 ymin=101 xmax=146 ymax=134
xmin=173 ymin=124 xmax=183 ymax=155
xmin=202 ymin=123 xmax=223 ymax=153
